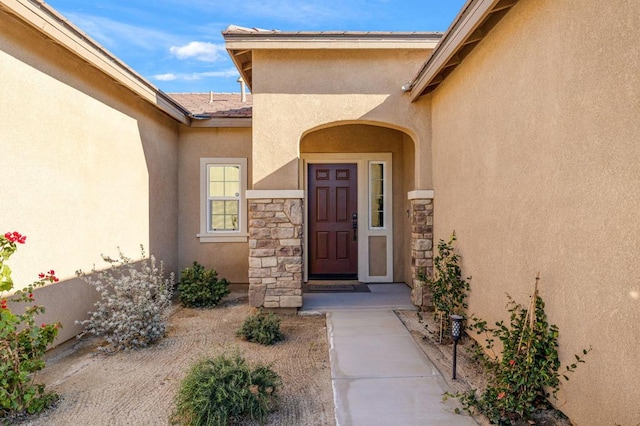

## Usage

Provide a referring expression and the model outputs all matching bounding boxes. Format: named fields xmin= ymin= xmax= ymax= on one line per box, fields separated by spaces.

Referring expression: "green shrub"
xmin=1 ymin=231 xmax=60 ymax=419
xmin=236 ymin=313 xmax=284 ymax=346
xmin=172 ymin=353 xmax=281 ymax=426
xmin=418 ymin=232 xmax=470 ymax=340
xmin=178 ymin=262 xmax=229 ymax=308
xmin=455 ymin=278 xmax=590 ymax=425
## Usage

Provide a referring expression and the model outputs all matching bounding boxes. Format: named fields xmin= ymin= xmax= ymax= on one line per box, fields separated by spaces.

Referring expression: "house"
xmin=1 ymin=0 xmax=638 ymax=424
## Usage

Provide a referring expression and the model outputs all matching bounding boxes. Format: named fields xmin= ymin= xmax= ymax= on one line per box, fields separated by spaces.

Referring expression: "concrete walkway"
xmin=300 ymin=284 xmax=476 ymax=426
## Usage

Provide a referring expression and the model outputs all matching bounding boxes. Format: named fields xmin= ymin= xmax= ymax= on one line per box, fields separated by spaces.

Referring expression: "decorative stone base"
xmin=248 ymin=196 xmax=303 ymax=309
xmin=409 ymin=198 xmax=434 ymax=308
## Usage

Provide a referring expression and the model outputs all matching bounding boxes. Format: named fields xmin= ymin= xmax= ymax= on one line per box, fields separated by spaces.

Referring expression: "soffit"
xmin=223 ymin=26 xmax=442 ymax=90
xmin=409 ymin=0 xmax=519 ymax=100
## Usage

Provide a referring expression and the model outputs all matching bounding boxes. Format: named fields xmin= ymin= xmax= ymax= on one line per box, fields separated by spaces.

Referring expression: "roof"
xmin=169 ymin=93 xmax=252 ymax=118
xmin=408 ymin=0 xmax=519 ymax=100
xmin=223 ymin=25 xmax=442 ymax=90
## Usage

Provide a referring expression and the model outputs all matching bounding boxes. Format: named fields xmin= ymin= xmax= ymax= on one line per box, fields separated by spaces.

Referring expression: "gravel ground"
xmin=18 ymin=292 xmax=334 ymax=426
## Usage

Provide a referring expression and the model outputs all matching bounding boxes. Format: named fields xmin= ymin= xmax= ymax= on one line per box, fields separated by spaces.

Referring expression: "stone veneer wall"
xmin=410 ymin=198 xmax=434 ymax=308
xmin=247 ymin=197 xmax=303 ymax=309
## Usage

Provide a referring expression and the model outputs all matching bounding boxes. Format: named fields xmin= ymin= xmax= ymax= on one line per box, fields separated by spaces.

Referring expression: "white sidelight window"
xmin=199 ymin=158 xmax=248 ymax=242
xmin=369 ymin=161 xmax=385 ymax=229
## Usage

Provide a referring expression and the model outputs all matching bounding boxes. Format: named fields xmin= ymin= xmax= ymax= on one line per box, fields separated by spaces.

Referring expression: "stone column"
xmin=407 ymin=190 xmax=434 ymax=308
xmin=246 ymin=190 xmax=304 ymax=312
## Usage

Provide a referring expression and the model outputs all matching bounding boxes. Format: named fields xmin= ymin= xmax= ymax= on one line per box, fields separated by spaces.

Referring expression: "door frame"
xmin=301 ymin=153 xmax=393 ymax=283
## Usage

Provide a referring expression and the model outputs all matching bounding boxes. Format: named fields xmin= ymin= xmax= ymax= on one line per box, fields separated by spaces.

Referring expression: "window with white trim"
xmin=199 ymin=158 xmax=248 ymax=242
xmin=369 ymin=161 xmax=385 ymax=229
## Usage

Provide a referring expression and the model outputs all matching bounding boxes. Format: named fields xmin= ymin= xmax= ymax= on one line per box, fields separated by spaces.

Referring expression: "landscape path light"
xmin=450 ymin=314 xmax=464 ymax=380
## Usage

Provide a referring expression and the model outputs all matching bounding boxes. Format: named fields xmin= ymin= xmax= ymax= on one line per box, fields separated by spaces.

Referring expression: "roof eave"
xmin=409 ymin=0 xmax=519 ymax=101
xmin=2 ymin=0 xmax=192 ymax=124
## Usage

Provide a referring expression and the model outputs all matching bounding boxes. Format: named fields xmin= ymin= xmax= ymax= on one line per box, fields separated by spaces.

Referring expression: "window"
xmin=199 ymin=158 xmax=247 ymax=242
xmin=369 ymin=162 xmax=385 ymax=229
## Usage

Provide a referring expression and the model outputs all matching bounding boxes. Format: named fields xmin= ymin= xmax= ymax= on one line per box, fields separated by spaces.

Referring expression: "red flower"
xmin=41 ymin=323 xmax=46 ymax=328
xmin=509 ymin=359 xmax=516 ymax=366
xmin=38 ymin=273 xmax=45 ymax=279
xmin=28 ymin=293 xmax=33 ymax=299
xmin=497 ymin=392 xmax=506 ymax=400
xmin=48 ymin=270 xmax=55 ymax=275
xmin=3 ymin=231 xmax=26 ymax=244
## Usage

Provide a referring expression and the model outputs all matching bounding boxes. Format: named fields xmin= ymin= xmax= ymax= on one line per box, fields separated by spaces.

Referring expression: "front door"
xmin=308 ymin=164 xmax=358 ymax=279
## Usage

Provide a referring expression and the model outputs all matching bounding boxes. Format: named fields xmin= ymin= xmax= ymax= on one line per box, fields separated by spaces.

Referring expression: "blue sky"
xmin=46 ymin=0 xmax=467 ymax=93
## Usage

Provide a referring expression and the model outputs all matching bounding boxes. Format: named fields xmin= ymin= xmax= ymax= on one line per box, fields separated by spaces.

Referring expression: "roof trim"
xmin=190 ymin=117 xmax=252 ymax=128
xmin=223 ymin=25 xmax=441 ymax=90
xmin=408 ymin=0 xmax=519 ymax=101
xmin=2 ymin=0 xmax=191 ymax=124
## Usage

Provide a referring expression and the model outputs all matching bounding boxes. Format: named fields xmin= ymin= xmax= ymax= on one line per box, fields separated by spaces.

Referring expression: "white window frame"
xmin=369 ymin=161 xmax=386 ymax=230
xmin=198 ymin=158 xmax=248 ymax=243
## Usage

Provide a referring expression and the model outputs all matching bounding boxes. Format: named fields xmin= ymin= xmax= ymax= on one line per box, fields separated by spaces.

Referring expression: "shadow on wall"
xmin=253 ymin=158 xmax=300 ymax=190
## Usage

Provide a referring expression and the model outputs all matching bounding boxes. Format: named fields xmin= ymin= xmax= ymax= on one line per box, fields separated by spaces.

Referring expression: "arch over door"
xmin=308 ymin=163 xmax=358 ymax=279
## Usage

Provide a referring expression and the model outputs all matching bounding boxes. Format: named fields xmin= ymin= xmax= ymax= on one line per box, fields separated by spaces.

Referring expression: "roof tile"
xmin=167 ymin=93 xmax=252 ymax=118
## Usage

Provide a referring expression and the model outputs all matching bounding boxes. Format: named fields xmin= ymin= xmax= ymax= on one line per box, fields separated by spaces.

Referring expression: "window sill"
xmin=197 ymin=233 xmax=249 ymax=243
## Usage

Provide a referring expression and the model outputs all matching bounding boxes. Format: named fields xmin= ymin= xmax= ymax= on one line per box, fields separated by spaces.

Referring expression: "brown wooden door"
xmin=308 ymin=164 xmax=358 ymax=279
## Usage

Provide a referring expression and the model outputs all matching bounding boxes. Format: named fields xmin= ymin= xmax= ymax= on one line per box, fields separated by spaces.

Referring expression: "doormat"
xmin=303 ymin=283 xmax=371 ymax=293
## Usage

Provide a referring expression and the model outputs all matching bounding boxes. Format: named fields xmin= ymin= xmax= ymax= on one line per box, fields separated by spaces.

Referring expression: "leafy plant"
xmin=456 ymin=277 xmax=590 ymax=425
xmin=236 ymin=313 xmax=284 ymax=346
xmin=0 ymin=231 xmax=61 ymax=418
xmin=418 ymin=232 xmax=470 ymax=340
xmin=172 ymin=352 xmax=281 ymax=426
xmin=178 ymin=262 xmax=229 ymax=308
xmin=76 ymin=246 xmax=174 ymax=353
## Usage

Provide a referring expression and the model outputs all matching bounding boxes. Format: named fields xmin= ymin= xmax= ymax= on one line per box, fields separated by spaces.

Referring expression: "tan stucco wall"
xmin=430 ymin=0 xmax=640 ymax=424
xmin=177 ymin=126 xmax=252 ymax=283
xmin=251 ymin=48 xmax=433 ymax=190
xmin=0 ymin=11 xmax=179 ymax=344
xmin=301 ymin=124 xmax=412 ymax=282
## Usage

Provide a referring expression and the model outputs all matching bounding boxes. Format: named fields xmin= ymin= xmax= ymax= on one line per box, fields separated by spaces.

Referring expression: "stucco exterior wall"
xmin=0 ymin=11 xmax=179 ymax=344
xmin=251 ymin=48 xmax=433 ymax=190
xmin=301 ymin=124 xmax=412 ymax=282
xmin=177 ymin=126 xmax=252 ymax=283
xmin=430 ymin=0 xmax=640 ymax=424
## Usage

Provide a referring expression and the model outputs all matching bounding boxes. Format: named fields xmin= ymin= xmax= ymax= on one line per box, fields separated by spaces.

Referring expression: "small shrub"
xmin=456 ymin=277 xmax=590 ymax=425
xmin=1 ymin=231 xmax=61 ymax=418
xmin=76 ymin=246 xmax=174 ymax=353
xmin=418 ymin=232 xmax=470 ymax=340
xmin=172 ymin=352 xmax=281 ymax=426
xmin=236 ymin=313 xmax=284 ymax=346
xmin=178 ymin=262 xmax=229 ymax=308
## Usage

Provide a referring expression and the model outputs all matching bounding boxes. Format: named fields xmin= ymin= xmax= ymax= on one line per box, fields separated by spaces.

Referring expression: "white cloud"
xmin=169 ymin=42 xmax=226 ymax=62
xmin=152 ymin=68 xmax=239 ymax=82
xmin=64 ymin=12 xmax=180 ymax=50
xmin=154 ymin=73 xmax=178 ymax=81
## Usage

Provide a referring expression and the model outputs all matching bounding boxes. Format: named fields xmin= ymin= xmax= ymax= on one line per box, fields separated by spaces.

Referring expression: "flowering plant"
xmin=0 ymin=232 xmax=61 ymax=418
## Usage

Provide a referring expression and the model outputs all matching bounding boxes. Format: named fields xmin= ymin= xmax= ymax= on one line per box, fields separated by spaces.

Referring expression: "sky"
xmin=46 ymin=0 xmax=467 ymax=94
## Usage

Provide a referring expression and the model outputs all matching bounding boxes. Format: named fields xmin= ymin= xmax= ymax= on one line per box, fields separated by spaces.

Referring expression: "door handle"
xmin=352 ymin=213 xmax=357 ymax=241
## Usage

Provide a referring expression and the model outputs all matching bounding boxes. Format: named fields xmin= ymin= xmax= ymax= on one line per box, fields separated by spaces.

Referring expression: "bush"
xmin=76 ymin=246 xmax=174 ymax=353
xmin=178 ymin=262 xmax=229 ymax=308
xmin=236 ymin=313 xmax=284 ymax=346
xmin=172 ymin=353 xmax=281 ymax=426
xmin=456 ymin=278 xmax=590 ymax=425
xmin=1 ymin=231 xmax=60 ymax=418
xmin=418 ymin=232 xmax=470 ymax=340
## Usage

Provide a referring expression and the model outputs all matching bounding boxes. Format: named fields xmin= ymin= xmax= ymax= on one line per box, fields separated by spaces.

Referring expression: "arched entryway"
xmin=300 ymin=122 xmax=417 ymax=285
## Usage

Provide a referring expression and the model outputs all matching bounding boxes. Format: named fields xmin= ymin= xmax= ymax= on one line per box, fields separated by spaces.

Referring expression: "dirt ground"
xmin=18 ymin=292 xmax=334 ymax=426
